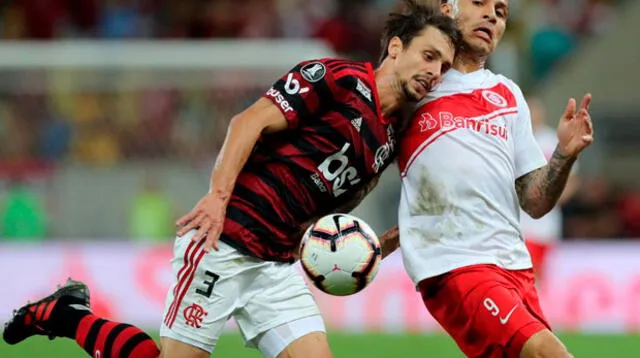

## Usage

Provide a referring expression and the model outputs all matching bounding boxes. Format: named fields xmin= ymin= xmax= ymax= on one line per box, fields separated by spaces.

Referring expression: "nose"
xmin=483 ymin=10 xmax=497 ymax=24
xmin=426 ymin=63 xmax=442 ymax=84
xmin=483 ymin=5 xmax=498 ymax=24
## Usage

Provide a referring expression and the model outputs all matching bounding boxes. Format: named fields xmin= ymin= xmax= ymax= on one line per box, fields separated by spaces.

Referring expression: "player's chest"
xmin=306 ymin=113 xmax=396 ymax=198
xmin=403 ymin=88 xmax=518 ymax=154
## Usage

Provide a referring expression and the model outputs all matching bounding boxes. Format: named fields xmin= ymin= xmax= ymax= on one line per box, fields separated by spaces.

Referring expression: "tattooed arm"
xmin=515 ymin=147 xmax=577 ymax=219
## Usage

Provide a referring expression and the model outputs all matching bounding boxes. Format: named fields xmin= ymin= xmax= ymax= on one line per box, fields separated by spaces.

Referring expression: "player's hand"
xmin=556 ymin=93 xmax=594 ymax=157
xmin=176 ymin=192 xmax=228 ymax=252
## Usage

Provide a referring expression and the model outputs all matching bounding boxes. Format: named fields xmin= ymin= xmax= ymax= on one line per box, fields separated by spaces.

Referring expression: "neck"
xmin=454 ymin=49 xmax=488 ymax=73
xmin=374 ymin=69 xmax=405 ymax=117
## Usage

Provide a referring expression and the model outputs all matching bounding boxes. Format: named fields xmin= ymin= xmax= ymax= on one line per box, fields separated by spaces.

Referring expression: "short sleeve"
xmin=511 ymin=83 xmax=547 ymax=178
xmin=262 ymin=60 xmax=336 ymax=129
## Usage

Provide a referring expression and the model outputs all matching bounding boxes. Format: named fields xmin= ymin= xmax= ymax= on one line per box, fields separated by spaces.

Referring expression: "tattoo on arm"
xmin=516 ymin=148 xmax=577 ymax=218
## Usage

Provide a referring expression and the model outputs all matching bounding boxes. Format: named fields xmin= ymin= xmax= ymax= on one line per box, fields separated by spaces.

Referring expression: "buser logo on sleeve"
xmin=266 ymin=87 xmax=294 ymax=113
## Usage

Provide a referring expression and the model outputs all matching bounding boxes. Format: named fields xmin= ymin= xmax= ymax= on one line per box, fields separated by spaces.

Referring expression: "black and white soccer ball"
xmin=300 ymin=213 xmax=381 ymax=296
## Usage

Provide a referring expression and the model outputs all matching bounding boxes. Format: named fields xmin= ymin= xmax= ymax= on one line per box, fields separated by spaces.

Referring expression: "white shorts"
xmin=159 ymin=232 xmax=325 ymax=357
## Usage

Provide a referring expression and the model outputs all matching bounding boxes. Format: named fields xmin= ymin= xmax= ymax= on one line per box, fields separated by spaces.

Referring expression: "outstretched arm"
xmin=515 ymin=148 xmax=577 ymax=219
xmin=176 ymin=98 xmax=288 ymax=251
xmin=516 ymin=94 xmax=593 ymax=219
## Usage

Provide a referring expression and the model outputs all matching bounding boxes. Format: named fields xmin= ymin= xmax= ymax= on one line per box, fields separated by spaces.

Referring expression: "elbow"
xmin=527 ymin=210 xmax=545 ymax=220
xmin=523 ymin=205 xmax=548 ymax=219
xmin=228 ymin=114 xmax=246 ymax=129
xmin=229 ymin=113 xmax=262 ymax=137
xmin=520 ymin=198 xmax=547 ymax=219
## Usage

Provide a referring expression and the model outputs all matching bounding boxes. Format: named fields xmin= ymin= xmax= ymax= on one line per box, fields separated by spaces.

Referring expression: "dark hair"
xmin=379 ymin=0 xmax=462 ymax=64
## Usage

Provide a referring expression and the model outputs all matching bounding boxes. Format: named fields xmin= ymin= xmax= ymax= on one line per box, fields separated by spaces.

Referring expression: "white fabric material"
xmin=160 ymin=233 xmax=320 ymax=351
xmin=159 ymin=326 xmax=216 ymax=354
xmin=397 ymin=69 xmax=547 ymax=284
xmin=253 ymin=315 xmax=327 ymax=358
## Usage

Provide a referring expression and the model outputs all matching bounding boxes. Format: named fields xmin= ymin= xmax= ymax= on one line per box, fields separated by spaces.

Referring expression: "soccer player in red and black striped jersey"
xmin=3 ymin=2 xmax=460 ymax=358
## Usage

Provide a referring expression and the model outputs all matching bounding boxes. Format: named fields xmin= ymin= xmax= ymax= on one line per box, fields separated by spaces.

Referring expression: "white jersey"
xmin=397 ymin=69 xmax=547 ymax=284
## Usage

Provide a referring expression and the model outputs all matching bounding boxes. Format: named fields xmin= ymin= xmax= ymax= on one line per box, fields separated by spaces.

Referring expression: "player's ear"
xmin=388 ymin=36 xmax=403 ymax=59
xmin=441 ymin=2 xmax=454 ymax=17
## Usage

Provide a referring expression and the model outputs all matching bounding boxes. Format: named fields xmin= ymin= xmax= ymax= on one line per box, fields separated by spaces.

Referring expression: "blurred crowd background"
xmin=0 ymin=0 xmax=638 ymax=242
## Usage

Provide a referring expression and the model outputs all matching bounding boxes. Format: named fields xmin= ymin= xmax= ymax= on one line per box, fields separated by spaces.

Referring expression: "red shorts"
xmin=525 ymin=240 xmax=552 ymax=276
xmin=418 ymin=264 xmax=550 ymax=358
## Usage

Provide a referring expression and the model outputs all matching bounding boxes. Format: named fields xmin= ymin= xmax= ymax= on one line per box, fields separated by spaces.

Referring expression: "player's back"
xmin=396 ymin=69 xmax=547 ymax=284
xmin=221 ymin=58 xmax=398 ymax=262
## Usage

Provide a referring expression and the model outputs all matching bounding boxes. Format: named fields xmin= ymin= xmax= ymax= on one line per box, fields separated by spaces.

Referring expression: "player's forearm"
xmin=379 ymin=225 xmax=400 ymax=259
xmin=209 ymin=116 xmax=263 ymax=200
xmin=515 ymin=147 xmax=577 ymax=219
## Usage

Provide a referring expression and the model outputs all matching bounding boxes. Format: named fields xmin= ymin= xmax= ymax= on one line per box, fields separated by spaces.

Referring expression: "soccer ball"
xmin=300 ymin=213 xmax=381 ymax=296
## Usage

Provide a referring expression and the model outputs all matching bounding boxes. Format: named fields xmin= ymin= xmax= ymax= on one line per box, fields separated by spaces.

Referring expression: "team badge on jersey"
xmin=481 ymin=90 xmax=508 ymax=108
xmin=300 ymin=62 xmax=326 ymax=83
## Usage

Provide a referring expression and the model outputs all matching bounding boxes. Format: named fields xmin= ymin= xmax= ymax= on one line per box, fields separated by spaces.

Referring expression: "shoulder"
xmin=494 ymin=73 xmax=526 ymax=104
xmin=293 ymin=58 xmax=371 ymax=82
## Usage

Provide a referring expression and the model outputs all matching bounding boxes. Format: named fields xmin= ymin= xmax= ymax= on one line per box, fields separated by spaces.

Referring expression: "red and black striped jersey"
xmin=220 ymin=58 xmax=398 ymax=262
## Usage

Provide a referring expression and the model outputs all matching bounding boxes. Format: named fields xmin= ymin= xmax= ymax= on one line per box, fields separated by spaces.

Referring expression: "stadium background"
xmin=1 ymin=0 xmax=639 ymax=357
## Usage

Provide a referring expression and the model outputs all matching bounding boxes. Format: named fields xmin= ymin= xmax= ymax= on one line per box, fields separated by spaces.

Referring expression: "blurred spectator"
xmin=618 ymin=189 xmax=640 ymax=237
xmin=129 ymin=172 xmax=174 ymax=242
xmin=39 ymin=113 xmax=72 ymax=162
xmin=529 ymin=25 xmax=577 ymax=80
xmin=97 ymin=0 xmax=144 ymax=38
xmin=0 ymin=0 xmax=630 ymax=242
xmin=0 ymin=0 xmax=619 ymax=79
xmin=563 ymin=176 xmax=622 ymax=239
xmin=0 ymin=176 xmax=47 ymax=240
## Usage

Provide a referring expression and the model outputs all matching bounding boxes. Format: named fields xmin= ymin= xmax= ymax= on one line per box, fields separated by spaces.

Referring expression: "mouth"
xmin=413 ymin=78 xmax=431 ymax=97
xmin=473 ymin=26 xmax=493 ymax=43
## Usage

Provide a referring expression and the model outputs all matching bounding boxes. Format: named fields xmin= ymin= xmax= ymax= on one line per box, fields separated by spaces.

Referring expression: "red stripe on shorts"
xmin=163 ymin=240 xmax=201 ymax=327
xmin=166 ymin=241 xmax=206 ymax=328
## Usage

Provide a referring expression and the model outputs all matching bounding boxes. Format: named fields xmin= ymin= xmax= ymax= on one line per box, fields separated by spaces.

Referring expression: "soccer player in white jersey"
xmin=520 ymin=97 xmax=580 ymax=285
xmin=394 ymin=1 xmax=594 ymax=357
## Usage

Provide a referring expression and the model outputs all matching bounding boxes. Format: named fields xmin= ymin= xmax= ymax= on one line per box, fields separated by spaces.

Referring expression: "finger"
xmin=204 ymin=225 xmax=223 ymax=252
xmin=582 ymin=134 xmax=594 ymax=144
xmin=177 ymin=221 xmax=198 ymax=237
xmin=581 ymin=109 xmax=594 ymax=131
xmin=177 ymin=213 xmax=206 ymax=237
xmin=176 ymin=210 xmax=197 ymax=226
xmin=193 ymin=221 xmax=211 ymax=243
xmin=580 ymin=93 xmax=592 ymax=110
xmin=177 ymin=222 xmax=198 ymax=237
xmin=563 ymin=98 xmax=576 ymax=119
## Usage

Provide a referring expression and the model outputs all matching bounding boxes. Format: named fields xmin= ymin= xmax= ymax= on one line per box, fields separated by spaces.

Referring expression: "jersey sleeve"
xmin=262 ymin=60 xmax=337 ymax=129
xmin=511 ymin=84 xmax=547 ymax=178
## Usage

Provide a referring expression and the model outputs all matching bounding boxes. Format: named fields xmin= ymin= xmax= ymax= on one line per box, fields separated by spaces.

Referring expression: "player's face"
xmin=391 ymin=26 xmax=455 ymax=102
xmin=443 ymin=0 xmax=508 ymax=56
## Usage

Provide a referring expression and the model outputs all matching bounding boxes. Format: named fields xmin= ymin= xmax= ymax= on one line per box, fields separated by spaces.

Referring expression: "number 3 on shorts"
xmin=196 ymin=271 xmax=220 ymax=298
